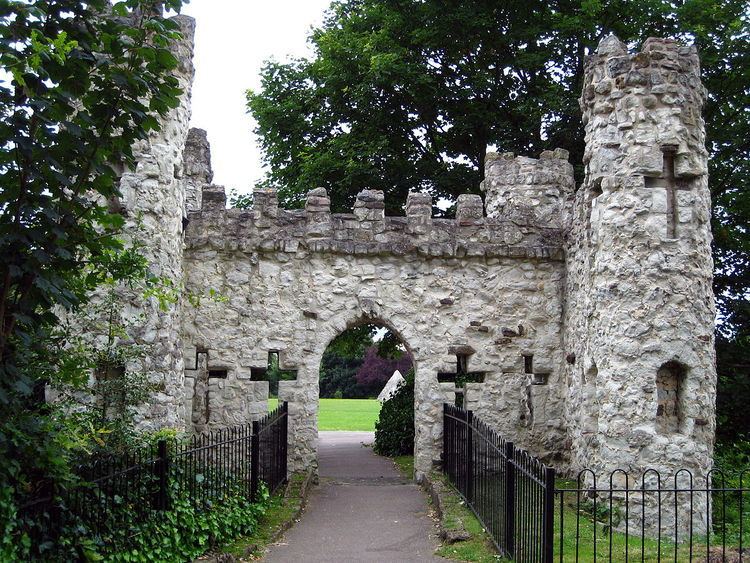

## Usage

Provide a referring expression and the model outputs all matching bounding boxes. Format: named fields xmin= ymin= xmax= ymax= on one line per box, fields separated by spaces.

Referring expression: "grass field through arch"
xmin=268 ymin=398 xmax=381 ymax=431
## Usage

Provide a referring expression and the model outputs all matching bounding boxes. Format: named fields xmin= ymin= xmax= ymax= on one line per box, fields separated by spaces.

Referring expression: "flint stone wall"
xmin=114 ymin=21 xmax=717 ymax=536
xmin=84 ymin=15 xmax=195 ymax=430
xmin=181 ymin=185 xmax=570 ymax=476
xmin=564 ymin=36 xmax=715 ymax=536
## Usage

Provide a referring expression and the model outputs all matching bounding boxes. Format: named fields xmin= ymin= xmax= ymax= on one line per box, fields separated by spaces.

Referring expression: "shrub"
xmin=100 ymin=481 xmax=268 ymax=562
xmin=9 ymin=449 xmax=269 ymax=560
xmin=713 ymin=439 xmax=750 ymax=543
xmin=374 ymin=370 xmax=414 ymax=456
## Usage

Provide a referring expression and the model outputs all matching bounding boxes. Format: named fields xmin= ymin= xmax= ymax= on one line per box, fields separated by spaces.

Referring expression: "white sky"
xmin=181 ymin=1 xmax=332 ymax=194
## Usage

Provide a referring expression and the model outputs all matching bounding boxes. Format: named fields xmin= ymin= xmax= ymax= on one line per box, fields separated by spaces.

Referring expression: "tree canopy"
xmin=0 ymin=2 xmax=187 ymax=557
xmin=320 ymin=325 xmax=411 ymax=398
xmin=248 ymin=0 xmax=748 ymax=323
xmin=249 ymin=1 xmax=749 ymax=438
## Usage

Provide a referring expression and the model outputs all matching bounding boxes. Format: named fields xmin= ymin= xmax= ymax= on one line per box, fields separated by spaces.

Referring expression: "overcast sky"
xmin=181 ymin=1 xmax=331 ymax=194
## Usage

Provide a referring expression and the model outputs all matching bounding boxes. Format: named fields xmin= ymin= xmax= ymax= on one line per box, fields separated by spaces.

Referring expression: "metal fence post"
xmin=282 ymin=402 xmax=289 ymax=480
xmin=466 ymin=410 xmax=474 ymax=504
xmin=155 ymin=439 xmax=169 ymax=510
xmin=251 ymin=420 xmax=260 ymax=502
xmin=504 ymin=441 xmax=516 ymax=557
xmin=543 ymin=466 xmax=556 ymax=563
xmin=442 ymin=403 xmax=448 ymax=474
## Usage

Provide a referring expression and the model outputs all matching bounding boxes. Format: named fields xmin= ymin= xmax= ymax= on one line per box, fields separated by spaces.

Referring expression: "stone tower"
xmin=114 ymin=15 xmax=195 ymax=429
xmin=565 ymin=35 xmax=716 ymax=528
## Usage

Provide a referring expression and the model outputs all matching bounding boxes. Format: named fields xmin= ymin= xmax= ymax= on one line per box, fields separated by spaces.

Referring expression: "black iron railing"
xmin=21 ymin=402 xmax=289 ymax=540
xmin=555 ymin=468 xmax=748 ymax=562
xmin=443 ymin=403 xmax=750 ymax=562
xmin=443 ymin=403 xmax=554 ymax=562
xmin=252 ymin=400 xmax=289 ymax=502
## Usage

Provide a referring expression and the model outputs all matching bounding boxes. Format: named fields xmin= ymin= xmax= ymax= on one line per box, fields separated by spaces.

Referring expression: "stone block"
xmin=202 ymin=185 xmax=226 ymax=211
xmin=651 ymin=188 xmax=668 ymax=213
xmin=456 ymin=194 xmax=484 ymax=226
xmin=253 ymin=188 xmax=279 ymax=219
xmin=644 ymin=213 xmax=668 ymax=239
xmin=183 ymin=346 xmax=198 ymax=370
xmin=354 ymin=189 xmax=385 ymax=223
xmin=406 ymin=191 xmax=432 ymax=222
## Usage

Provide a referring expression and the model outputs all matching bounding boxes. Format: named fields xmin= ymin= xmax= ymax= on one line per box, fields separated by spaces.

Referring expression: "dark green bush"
xmin=713 ymin=439 xmax=750 ymax=543
xmin=373 ymin=370 xmax=414 ymax=456
xmin=8 ymin=466 xmax=269 ymax=561
xmin=99 ymin=481 xmax=268 ymax=562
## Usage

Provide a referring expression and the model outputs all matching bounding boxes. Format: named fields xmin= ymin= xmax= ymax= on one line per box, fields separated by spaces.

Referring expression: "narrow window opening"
xmin=437 ymin=351 xmax=484 ymax=407
xmin=590 ymin=178 xmax=603 ymax=198
xmin=268 ymin=350 xmax=280 ymax=366
xmin=437 ymin=372 xmax=456 ymax=383
xmin=523 ymin=354 xmax=534 ymax=374
xmin=249 ymin=350 xmax=299 ymax=397
xmin=208 ymin=369 xmax=228 ymax=379
xmin=532 ymin=372 xmax=549 ymax=386
xmin=656 ymin=361 xmax=686 ymax=434
xmin=457 ymin=353 xmax=469 ymax=376
xmin=587 ymin=178 xmax=604 ymax=239
xmin=521 ymin=380 xmax=534 ymax=427
xmin=190 ymin=351 xmax=210 ymax=431
xmin=250 ymin=367 xmax=267 ymax=381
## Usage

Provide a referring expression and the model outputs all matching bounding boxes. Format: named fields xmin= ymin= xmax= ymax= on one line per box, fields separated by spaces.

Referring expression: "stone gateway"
xmin=117 ymin=15 xmax=716 ymax=524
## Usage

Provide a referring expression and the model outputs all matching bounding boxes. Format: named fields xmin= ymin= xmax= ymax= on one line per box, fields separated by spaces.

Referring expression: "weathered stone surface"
xmin=181 ymin=231 xmax=567 ymax=476
xmin=105 ymin=14 xmax=195 ymax=431
xmin=183 ymin=128 xmax=213 ymax=213
xmin=104 ymin=23 xmax=715 ymax=537
xmin=566 ymin=34 xmax=715 ymax=536
xmin=482 ymin=151 xmax=575 ymax=228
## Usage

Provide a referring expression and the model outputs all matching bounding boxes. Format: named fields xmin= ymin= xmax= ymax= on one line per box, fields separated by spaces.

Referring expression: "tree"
xmin=248 ymin=1 xmax=717 ymax=213
xmin=249 ymin=0 xmax=750 ymax=439
xmin=374 ymin=368 xmax=414 ymax=456
xmin=356 ymin=346 xmax=413 ymax=397
xmin=325 ymin=324 xmax=375 ymax=359
xmin=319 ymin=350 xmax=364 ymax=398
xmin=0 ymin=1 xmax=186 ymax=556
xmin=318 ymin=325 xmax=411 ymax=397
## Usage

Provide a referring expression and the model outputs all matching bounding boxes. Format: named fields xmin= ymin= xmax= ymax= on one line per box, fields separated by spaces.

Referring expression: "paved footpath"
xmin=262 ymin=431 xmax=444 ymax=563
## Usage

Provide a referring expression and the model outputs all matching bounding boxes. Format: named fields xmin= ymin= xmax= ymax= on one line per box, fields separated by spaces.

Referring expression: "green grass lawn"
xmin=553 ymin=484 xmax=732 ymax=561
xmin=268 ymin=398 xmax=381 ymax=431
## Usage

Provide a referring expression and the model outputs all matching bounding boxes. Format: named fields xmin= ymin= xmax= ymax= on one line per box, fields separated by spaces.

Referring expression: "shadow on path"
xmin=262 ymin=431 xmax=443 ymax=563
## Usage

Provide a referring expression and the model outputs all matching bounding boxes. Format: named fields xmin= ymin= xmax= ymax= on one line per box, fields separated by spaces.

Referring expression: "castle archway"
xmin=285 ymin=304 xmax=440 ymax=478
xmin=181 ymin=186 xmax=571 ymax=479
xmin=312 ymin=319 xmax=415 ymax=466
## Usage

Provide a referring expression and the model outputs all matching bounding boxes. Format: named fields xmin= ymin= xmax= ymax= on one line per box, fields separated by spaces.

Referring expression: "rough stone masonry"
xmin=116 ymin=16 xmax=716 ymax=535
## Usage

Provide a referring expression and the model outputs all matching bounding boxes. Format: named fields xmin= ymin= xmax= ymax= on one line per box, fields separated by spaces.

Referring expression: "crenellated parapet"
xmin=580 ymin=35 xmax=707 ymax=182
xmin=185 ymin=186 xmax=566 ymax=261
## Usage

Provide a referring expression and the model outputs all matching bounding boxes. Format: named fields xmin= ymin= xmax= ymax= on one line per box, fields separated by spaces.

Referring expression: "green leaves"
xmin=249 ymin=0 xmax=750 ymax=324
xmin=0 ymin=1 xmax=188 ymax=556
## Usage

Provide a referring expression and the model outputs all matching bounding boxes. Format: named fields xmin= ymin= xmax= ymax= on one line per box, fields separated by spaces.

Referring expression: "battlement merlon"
xmin=183 ymin=128 xmax=213 ymax=214
xmin=185 ymin=185 xmax=565 ymax=261
xmin=580 ymin=35 xmax=708 ymax=184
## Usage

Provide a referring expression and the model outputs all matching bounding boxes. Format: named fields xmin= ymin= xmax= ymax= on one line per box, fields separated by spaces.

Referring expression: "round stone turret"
xmin=566 ymin=35 xmax=716 ymax=538
xmin=482 ymin=149 xmax=574 ymax=228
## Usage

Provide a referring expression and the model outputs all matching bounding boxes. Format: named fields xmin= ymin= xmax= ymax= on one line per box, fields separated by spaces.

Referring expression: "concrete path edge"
xmin=196 ymin=469 xmax=315 ymax=563
xmin=421 ymin=474 xmax=471 ymax=544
